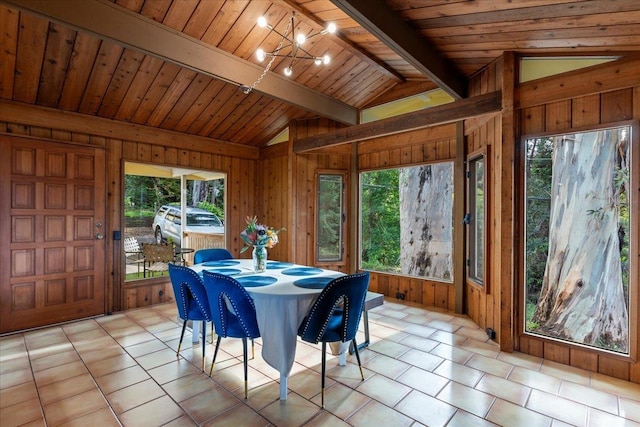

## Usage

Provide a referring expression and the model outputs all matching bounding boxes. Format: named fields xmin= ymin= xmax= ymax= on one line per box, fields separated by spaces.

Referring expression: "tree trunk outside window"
xmin=399 ymin=163 xmax=453 ymax=281
xmin=531 ymin=130 xmax=629 ymax=352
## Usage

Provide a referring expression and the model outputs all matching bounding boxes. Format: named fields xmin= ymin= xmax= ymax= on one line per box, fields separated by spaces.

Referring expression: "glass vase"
xmin=252 ymin=245 xmax=267 ymax=273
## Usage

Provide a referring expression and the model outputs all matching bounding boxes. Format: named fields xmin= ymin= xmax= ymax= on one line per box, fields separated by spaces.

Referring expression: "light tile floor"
xmin=1 ymin=300 xmax=639 ymax=427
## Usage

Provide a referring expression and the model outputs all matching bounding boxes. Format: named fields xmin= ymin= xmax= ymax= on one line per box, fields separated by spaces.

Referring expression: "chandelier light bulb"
xmin=296 ymin=33 xmax=306 ymax=45
xmin=326 ymin=22 xmax=337 ymax=34
xmin=256 ymin=48 xmax=265 ymax=62
xmin=284 ymin=66 xmax=293 ymax=76
xmin=323 ymin=54 xmax=330 ymax=65
xmin=314 ymin=57 xmax=322 ymax=65
xmin=257 ymin=16 xmax=267 ymax=28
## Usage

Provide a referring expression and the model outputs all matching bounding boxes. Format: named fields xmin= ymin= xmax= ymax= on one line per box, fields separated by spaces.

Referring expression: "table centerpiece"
xmin=240 ymin=216 xmax=285 ymax=272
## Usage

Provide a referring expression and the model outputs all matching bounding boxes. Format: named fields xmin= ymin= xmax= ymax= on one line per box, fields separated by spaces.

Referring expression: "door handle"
xmin=96 ymin=233 xmax=104 ymax=240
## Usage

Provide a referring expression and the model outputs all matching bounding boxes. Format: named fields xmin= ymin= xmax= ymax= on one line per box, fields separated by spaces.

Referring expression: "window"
xmin=361 ymin=88 xmax=454 ymax=123
xmin=359 ymin=162 xmax=454 ymax=281
xmin=467 ymin=152 xmax=487 ymax=286
xmin=123 ymin=163 xmax=225 ymax=281
xmin=523 ymin=125 xmax=636 ymax=355
xmin=519 ymin=56 xmax=618 ymax=83
xmin=316 ymin=173 xmax=345 ymax=262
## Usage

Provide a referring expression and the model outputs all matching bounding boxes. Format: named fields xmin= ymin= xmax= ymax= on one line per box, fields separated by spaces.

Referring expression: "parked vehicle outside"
xmin=152 ymin=205 xmax=224 ymax=247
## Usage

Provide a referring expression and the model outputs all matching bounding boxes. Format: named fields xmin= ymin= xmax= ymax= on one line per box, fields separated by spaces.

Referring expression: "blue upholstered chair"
xmin=168 ymin=263 xmax=212 ymax=371
xmin=297 ymin=271 xmax=370 ymax=408
xmin=202 ymin=271 xmax=261 ymax=399
xmin=193 ymin=248 xmax=233 ymax=264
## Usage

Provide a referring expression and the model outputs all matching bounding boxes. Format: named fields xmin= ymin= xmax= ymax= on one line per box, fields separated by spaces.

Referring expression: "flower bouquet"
xmin=240 ymin=216 xmax=285 ymax=272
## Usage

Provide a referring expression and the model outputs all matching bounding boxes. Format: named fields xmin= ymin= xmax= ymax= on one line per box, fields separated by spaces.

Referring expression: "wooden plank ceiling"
xmin=1 ymin=0 xmax=639 ymax=147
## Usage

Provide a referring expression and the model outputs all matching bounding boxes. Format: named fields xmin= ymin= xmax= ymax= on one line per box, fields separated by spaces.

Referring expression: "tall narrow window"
xmin=317 ymin=173 xmax=344 ymax=262
xmin=524 ymin=125 xmax=636 ymax=355
xmin=467 ymin=153 xmax=486 ymax=286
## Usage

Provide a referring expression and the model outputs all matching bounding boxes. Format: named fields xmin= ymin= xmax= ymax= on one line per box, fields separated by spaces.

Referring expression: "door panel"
xmin=1 ymin=136 xmax=106 ymax=333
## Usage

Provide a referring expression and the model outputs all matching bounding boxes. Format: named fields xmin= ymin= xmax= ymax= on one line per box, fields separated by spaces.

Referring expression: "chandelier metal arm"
xmin=267 ymin=43 xmax=319 ymax=61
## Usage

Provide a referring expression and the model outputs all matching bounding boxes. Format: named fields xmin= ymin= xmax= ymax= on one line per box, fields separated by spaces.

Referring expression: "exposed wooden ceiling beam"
xmin=0 ymin=99 xmax=259 ymax=159
xmin=281 ymin=0 xmax=406 ymax=83
xmin=330 ymin=0 xmax=466 ymax=100
xmin=294 ymin=91 xmax=501 ymax=153
xmin=2 ymin=0 xmax=358 ymax=125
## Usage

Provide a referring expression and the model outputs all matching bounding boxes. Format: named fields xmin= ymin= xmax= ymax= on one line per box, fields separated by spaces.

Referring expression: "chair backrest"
xmin=202 ymin=271 xmax=260 ymax=339
xmin=124 ymin=236 xmax=141 ymax=252
xmin=194 ymin=248 xmax=233 ymax=264
xmin=143 ymin=243 xmax=175 ymax=262
xmin=298 ymin=272 xmax=370 ymax=344
xmin=168 ymin=263 xmax=211 ymax=321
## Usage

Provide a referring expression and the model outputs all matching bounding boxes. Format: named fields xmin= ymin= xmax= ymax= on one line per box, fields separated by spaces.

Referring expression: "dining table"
xmin=189 ymin=258 xmax=345 ymax=400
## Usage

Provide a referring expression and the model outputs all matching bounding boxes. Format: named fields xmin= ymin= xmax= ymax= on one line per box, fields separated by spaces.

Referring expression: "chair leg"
xmin=242 ymin=338 xmax=249 ymax=399
xmin=201 ymin=321 xmax=206 ymax=371
xmin=351 ymin=338 xmax=364 ymax=381
xmin=177 ymin=320 xmax=187 ymax=355
xmin=208 ymin=336 xmax=222 ymax=376
xmin=321 ymin=342 xmax=327 ymax=409
xmin=251 ymin=339 xmax=255 ymax=359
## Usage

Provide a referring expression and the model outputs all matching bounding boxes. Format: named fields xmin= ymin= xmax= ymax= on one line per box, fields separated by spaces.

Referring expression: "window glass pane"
xmin=524 ymin=126 xmax=632 ymax=354
xmin=317 ymin=174 xmax=343 ymax=262
xmin=359 ymin=163 xmax=453 ymax=282
xmin=468 ymin=156 xmax=485 ymax=283
xmin=124 ymin=163 xmax=225 ymax=281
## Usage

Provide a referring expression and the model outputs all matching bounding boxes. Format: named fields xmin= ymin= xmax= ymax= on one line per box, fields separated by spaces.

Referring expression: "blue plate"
xmin=202 ymin=260 xmax=240 ymax=267
xmin=267 ymin=261 xmax=294 ymax=269
xmin=200 ymin=268 xmax=242 ymax=276
xmin=282 ymin=267 xmax=323 ymax=276
xmin=267 ymin=261 xmax=293 ymax=270
xmin=236 ymin=275 xmax=277 ymax=287
xmin=293 ymin=276 xmax=339 ymax=289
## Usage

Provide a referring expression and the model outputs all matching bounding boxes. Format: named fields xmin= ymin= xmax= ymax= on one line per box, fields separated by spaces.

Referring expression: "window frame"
xmin=517 ymin=121 xmax=638 ymax=360
xmin=123 ymin=161 xmax=227 ymax=282
xmin=358 ymin=162 xmax=454 ymax=282
xmin=315 ymin=170 xmax=347 ymax=265
xmin=466 ymin=147 xmax=489 ymax=293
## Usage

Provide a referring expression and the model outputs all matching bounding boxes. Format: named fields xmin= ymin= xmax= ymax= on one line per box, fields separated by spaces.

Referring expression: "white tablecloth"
xmin=190 ymin=259 xmax=344 ymax=399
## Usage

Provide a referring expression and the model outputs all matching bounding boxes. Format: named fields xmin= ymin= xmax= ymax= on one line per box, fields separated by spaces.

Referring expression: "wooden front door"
xmin=0 ymin=136 xmax=106 ymax=333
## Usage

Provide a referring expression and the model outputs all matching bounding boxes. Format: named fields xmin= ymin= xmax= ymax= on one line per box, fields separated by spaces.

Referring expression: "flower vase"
xmin=252 ymin=245 xmax=267 ymax=273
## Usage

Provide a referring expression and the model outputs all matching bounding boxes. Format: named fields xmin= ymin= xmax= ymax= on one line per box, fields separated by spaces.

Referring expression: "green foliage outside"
xmin=124 ymin=175 xmax=225 ymax=221
xmin=524 ymin=137 xmax=553 ymax=316
xmin=360 ymin=169 xmax=401 ymax=272
xmin=317 ymin=175 xmax=343 ymax=260
xmin=124 ymin=175 xmax=181 ymax=219
xmin=197 ymin=201 xmax=225 ymax=222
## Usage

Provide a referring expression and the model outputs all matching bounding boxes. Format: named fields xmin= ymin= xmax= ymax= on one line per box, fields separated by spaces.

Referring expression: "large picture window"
xmin=524 ymin=125 xmax=636 ymax=355
xmin=359 ymin=162 xmax=454 ymax=281
xmin=123 ymin=163 xmax=226 ymax=281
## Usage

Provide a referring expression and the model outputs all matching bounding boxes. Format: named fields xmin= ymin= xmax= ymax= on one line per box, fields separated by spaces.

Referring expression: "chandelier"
xmin=241 ymin=12 xmax=336 ymax=94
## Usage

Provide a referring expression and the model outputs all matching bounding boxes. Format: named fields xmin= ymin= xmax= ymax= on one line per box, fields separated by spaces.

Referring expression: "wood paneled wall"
xmin=464 ymin=55 xmax=514 ymax=351
xmin=256 ymin=142 xmax=289 ymax=262
xmin=0 ymin=104 xmax=258 ymax=312
xmin=462 ymin=54 xmax=640 ymax=384
xmin=257 ymin=118 xmax=351 ymax=272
